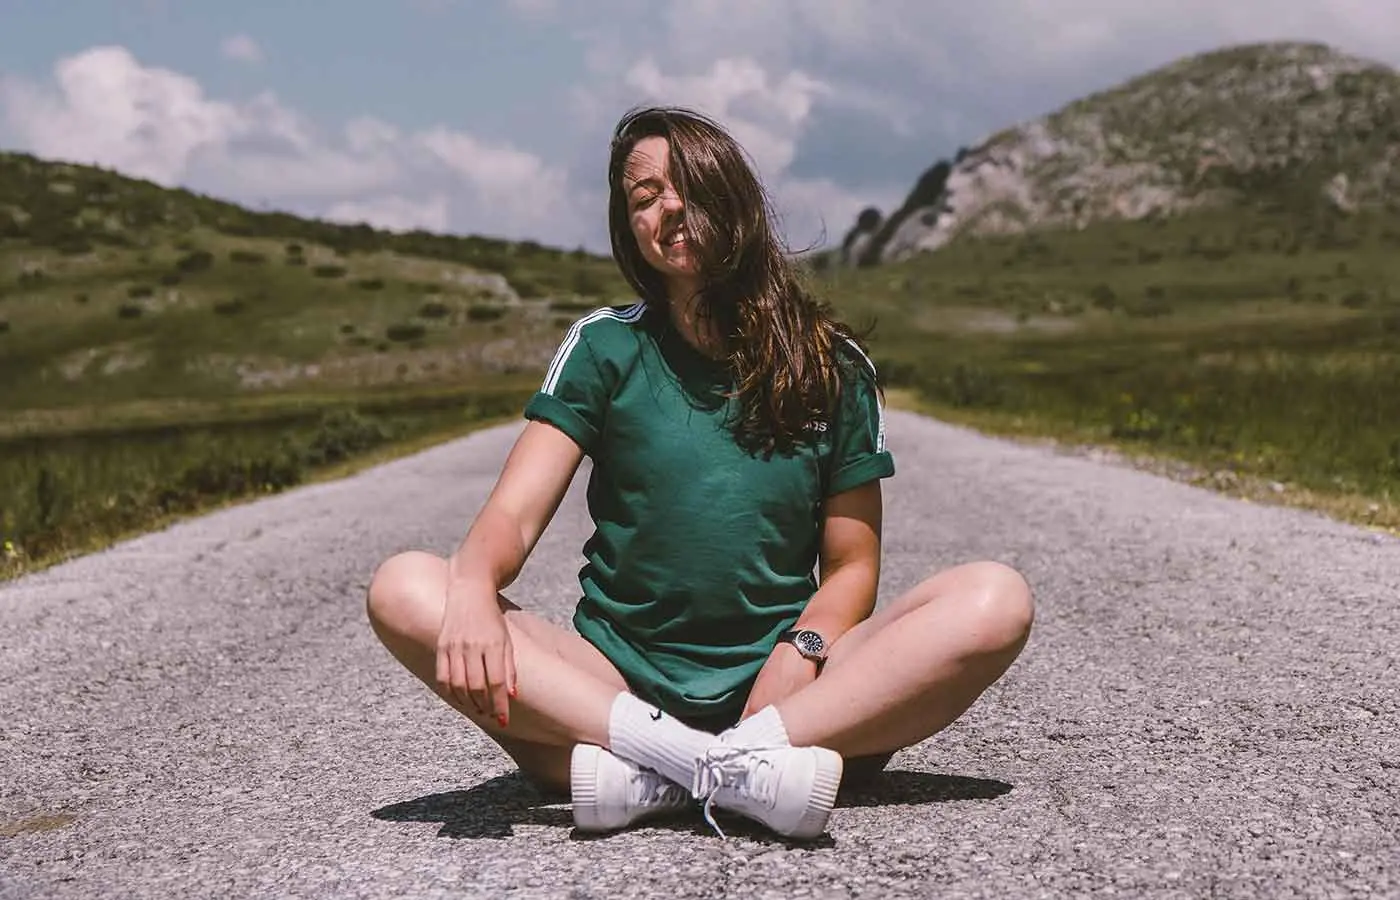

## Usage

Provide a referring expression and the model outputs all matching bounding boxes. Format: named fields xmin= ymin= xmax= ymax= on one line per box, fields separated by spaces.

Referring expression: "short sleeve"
xmin=523 ymin=322 xmax=610 ymax=455
xmin=826 ymin=348 xmax=895 ymax=496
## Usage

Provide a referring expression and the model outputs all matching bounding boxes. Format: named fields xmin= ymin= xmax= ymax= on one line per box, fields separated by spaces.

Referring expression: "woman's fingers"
xmin=486 ymin=641 xmax=513 ymax=727
xmin=435 ymin=611 xmax=516 ymax=727
xmin=505 ymin=639 xmax=518 ymax=701
xmin=465 ymin=650 xmax=489 ymax=716
xmin=448 ymin=645 xmax=476 ymax=713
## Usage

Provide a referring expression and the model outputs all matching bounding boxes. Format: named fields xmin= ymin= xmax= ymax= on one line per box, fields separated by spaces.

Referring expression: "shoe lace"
xmin=693 ymin=745 xmax=779 ymax=838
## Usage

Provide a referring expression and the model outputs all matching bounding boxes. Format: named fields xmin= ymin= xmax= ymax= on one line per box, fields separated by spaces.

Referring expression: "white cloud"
xmin=0 ymin=45 xmax=594 ymax=248
xmin=620 ymin=56 xmax=829 ymax=179
xmin=326 ymin=195 xmax=451 ymax=233
xmin=0 ymin=45 xmax=244 ymax=185
xmin=417 ymin=128 xmax=563 ymax=193
xmin=220 ymin=34 xmax=263 ymax=65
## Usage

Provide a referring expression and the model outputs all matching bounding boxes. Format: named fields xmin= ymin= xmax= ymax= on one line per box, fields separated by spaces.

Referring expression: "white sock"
xmin=720 ymin=704 xmax=791 ymax=748
xmin=607 ymin=693 xmax=718 ymax=793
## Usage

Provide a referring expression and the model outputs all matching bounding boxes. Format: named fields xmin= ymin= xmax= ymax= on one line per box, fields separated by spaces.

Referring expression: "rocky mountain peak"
xmin=838 ymin=41 xmax=1400 ymax=266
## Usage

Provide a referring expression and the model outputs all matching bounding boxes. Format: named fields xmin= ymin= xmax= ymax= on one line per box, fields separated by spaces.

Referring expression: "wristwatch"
xmin=778 ymin=628 xmax=828 ymax=663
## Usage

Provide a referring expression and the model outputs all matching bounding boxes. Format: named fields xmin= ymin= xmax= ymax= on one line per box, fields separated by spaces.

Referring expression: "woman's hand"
xmin=741 ymin=643 xmax=819 ymax=720
xmin=435 ymin=582 xmax=517 ymax=728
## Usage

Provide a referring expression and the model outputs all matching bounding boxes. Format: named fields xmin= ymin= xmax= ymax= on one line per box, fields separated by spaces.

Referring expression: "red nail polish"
xmin=509 ymin=684 xmax=518 ymax=698
xmin=497 ymin=714 xmax=508 ymax=727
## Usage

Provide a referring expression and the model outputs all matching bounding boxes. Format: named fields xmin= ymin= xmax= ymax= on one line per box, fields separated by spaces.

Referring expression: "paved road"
xmin=2 ymin=410 xmax=1396 ymax=899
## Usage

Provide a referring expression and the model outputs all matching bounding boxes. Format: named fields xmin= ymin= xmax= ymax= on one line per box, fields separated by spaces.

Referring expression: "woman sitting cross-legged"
xmin=366 ymin=105 xmax=1034 ymax=841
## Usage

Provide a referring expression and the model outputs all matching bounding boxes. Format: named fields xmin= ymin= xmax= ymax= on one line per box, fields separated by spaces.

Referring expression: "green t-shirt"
xmin=523 ymin=301 xmax=895 ymax=721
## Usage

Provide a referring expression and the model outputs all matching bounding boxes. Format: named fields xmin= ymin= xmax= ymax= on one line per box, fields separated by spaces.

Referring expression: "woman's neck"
xmin=666 ymin=287 xmax=725 ymax=359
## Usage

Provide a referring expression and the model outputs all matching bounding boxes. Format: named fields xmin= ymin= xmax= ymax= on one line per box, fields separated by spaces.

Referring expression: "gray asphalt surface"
xmin=2 ymin=409 xmax=1397 ymax=899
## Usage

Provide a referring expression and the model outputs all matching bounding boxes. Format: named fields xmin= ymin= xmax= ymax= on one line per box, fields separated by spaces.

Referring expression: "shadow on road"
xmin=372 ymin=769 xmax=1011 ymax=840
xmin=372 ymin=772 xmax=573 ymax=839
xmin=836 ymin=770 xmax=1013 ymax=807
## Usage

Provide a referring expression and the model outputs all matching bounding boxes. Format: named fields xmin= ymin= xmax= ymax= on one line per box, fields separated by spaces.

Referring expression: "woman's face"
xmin=622 ymin=136 xmax=700 ymax=295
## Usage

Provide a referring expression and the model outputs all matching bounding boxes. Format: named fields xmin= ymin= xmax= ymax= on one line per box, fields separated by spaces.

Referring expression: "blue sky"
xmin=2 ymin=0 xmax=1397 ymax=253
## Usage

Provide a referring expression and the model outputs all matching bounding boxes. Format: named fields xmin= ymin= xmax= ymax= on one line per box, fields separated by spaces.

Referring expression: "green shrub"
xmin=549 ymin=298 xmax=596 ymax=313
xmin=339 ymin=323 xmax=357 ymax=334
xmin=301 ymin=409 xmax=399 ymax=467
xmin=923 ymin=363 xmax=1008 ymax=408
xmin=1128 ymin=295 xmax=1174 ymax=317
xmin=160 ymin=272 xmax=182 ymax=286
xmin=212 ymin=298 xmax=246 ymax=315
xmin=35 ymin=466 xmax=65 ymax=529
xmin=1089 ymin=283 xmax=1118 ymax=310
xmin=572 ymin=268 xmax=613 ymax=296
xmin=230 ymin=250 xmax=267 ymax=264
xmin=466 ymin=304 xmax=506 ymax=322
xmin=509 ymin=273 xmax=550 ymax=299
xmin=871 ymin=356 xmax=918 ymax=386
xmin=0 ymin=320 xmax=9 ymax=334
xmin=418 ymin=300 xmax=450 ymax=319
xmin=127 ymin=284 xmax=154 ymax=299
xmin=117 ymin=304 xmax=144 ymax=319
xmin=286 ymin=256 xmax=307 ymax=266
xmin=356 ymin=277 xmax=385 ymax=290
xmin=313 ymin=264 xmax=347 ymax=278
xmin=176 ymin=250 xmax=214 ymax=273
xmin=74 ymin=293 xmax=89 ymax=304
xmin=54 ymin=234 xmax=93 ymax=255
xmin=175 ymin=449 xmax=302 ymax=500
xmin=386 ymin=323 xmax=426 ymax=343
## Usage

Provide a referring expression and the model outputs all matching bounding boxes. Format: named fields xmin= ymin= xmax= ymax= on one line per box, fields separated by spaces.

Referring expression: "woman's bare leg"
xmin=366 ymin=550 xmax=630 ymax=791
xmin=776 ymin=561 xmax=1034 ymax=758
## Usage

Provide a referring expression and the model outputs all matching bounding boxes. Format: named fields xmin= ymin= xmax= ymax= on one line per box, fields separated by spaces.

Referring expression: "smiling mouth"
xmin=661 ymin=221 xmax=688 ymax=246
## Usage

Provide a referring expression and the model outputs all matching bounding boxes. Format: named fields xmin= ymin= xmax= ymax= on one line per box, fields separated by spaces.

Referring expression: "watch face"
xmin=795 ymin=630 xmax=824 ymax=655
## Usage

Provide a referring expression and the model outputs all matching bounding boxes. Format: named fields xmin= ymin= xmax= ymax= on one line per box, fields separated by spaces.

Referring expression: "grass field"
xmin=0 ymin=152 xmax=634 ymax=577
xmin=814 ymin=203 xmax=1400 ymax=532
xmin=4 ymin=150 xmax=1399 ymax=580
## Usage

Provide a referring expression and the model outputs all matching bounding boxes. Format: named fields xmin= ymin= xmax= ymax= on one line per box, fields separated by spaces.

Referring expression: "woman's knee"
xmin=365 ymin=550 xmax=445 ymax=633
xmin=963 ymin=561 xmax=1034 ymax=653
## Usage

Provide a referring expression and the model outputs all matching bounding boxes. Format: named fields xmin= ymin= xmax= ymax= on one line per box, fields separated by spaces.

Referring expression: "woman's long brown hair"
xmin=607 ymin=105 xmax=871 ymax=456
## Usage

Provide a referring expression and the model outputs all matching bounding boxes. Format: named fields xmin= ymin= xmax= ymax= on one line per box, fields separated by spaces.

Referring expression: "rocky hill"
xmin=838 ymin=42 xmax=1400 ymax=266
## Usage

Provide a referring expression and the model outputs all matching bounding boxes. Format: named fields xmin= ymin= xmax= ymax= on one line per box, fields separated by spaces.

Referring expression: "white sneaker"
xmin=570 ymin=744 xmax=692 ymax=832
xmin=693 ymin=744 xmax=843 ymax=840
